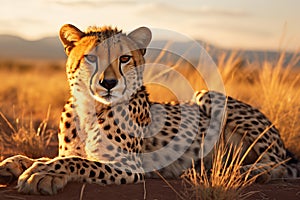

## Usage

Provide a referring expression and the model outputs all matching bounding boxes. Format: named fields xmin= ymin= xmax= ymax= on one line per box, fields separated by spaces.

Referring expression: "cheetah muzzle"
xmin=0 ymin=24 xmax=299 ymax=195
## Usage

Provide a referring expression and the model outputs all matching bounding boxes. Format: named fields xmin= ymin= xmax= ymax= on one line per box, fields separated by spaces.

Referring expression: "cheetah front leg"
xmin=17 ymin=156 xmax=143 ymax=195
xmin=0 ymin=155 xmax=50 ymax=185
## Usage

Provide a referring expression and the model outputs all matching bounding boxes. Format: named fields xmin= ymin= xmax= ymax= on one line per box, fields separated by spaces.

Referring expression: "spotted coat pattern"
xmin=0 ymin=24 xmax=298 ymax=195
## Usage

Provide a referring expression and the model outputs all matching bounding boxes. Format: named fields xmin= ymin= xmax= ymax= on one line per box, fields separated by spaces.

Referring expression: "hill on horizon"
xmin=0 ymin=35 xmax=65 ymax=60
xmin=0 ymin=34 xmax=299 ymax=68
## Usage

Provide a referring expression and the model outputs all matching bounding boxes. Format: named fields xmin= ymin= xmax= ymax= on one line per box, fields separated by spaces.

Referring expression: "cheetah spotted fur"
xmin=0 ymin=24 xmax=299 ymax=195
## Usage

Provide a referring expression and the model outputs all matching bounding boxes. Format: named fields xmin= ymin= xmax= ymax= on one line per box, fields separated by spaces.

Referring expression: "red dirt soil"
xmin=1 ymin=144 xmax=300 ymax=199
xmin=1 ymin=179 xmax=300 ymax=200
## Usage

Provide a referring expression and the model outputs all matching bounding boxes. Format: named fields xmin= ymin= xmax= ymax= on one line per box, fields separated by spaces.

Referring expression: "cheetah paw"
xmin=18 ymin=172 xmax=68 ymax=195
xmin=0 ymin=155 xmax=34 ymax=185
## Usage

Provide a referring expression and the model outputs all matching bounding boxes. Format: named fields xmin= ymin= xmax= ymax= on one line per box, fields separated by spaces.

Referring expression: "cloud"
xmin=137 ymin=3 xmax=250 ymax=19
xmin=52 ymin=0 xmax=137 ymax=7
xmin=196 ymin=22 xmax=273 ymax=38
xmin=19 ymin=18 xmax=44 ymax=25
xmin=0 ymin=18 xmax=43 ymax=30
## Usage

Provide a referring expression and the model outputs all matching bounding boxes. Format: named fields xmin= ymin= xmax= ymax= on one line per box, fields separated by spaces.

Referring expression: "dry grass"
xmin=218 ymin=51 xmax=300 ymax=156
xmin=146 ymin=48 xmax=300 ymax=154
xmin=180 ymin=126 xmax=293 ymax=200
xmin=0 ymin=107 xmax=56 ymax=159
xmin=255 ymin=53 xmax=300 ymax=155
xmin=144 ymin=49 xmax=300 ymax=199
xmin=0 ymin=48 xmax=299 ymax=199
xmin=180 ymin=132 xmax=255 ymax=200
xmin=0 ymin=60 xmax=68 ymax=128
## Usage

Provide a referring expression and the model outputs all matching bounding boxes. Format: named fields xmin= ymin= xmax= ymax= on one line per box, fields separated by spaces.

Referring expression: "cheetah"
xmin=0 ymin=24 xmax=299 ymax=195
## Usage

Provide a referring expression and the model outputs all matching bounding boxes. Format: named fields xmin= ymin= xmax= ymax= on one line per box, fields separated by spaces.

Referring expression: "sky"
xmin=0 ymin=0 xmax=299 ymax=51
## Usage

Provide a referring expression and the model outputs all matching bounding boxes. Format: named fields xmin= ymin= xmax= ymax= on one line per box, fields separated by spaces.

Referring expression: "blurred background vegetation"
xmin=0 ymin=47 xmax=299 ymax=162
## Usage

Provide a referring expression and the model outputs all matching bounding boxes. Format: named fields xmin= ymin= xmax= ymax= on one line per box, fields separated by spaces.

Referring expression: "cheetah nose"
xmin=99 ymin=79 xmax=118 ymax=90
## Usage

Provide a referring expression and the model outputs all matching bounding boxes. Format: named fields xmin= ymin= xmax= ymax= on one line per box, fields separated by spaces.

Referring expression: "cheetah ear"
xmin=128 ymin=27 xmax=152 ymax=55
xmin=59 ymin=24 xmax=84 ymax=55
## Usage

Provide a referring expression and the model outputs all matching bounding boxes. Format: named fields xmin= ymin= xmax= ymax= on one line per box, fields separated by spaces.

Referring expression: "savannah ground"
xmin=0 ymin=50 xmax=299 ymax=199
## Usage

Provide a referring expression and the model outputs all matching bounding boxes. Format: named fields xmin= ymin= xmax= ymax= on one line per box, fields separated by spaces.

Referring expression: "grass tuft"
xmin=180 ymin=130 xmax=267 ymax=200
xmin=0 ymin=107 xmax=55 ymax=159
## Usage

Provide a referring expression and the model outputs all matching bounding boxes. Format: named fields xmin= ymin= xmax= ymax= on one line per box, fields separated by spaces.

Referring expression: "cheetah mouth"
xmin=103 ymin=93 xmax=112 ymax=99
xmin=90 ymin=88 xmax=117 ymax=105
xmin=91 ymin=85 xmax=125 ymax=105
xmin=94 ymin=87 xmax=113 ymax=97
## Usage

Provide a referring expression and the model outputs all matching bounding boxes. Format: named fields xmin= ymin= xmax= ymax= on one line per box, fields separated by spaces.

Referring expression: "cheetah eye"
xmin=119 ymin=55 xmax=132 ymax=64
xmin=84 ymin=54 xmax=97 ymax=63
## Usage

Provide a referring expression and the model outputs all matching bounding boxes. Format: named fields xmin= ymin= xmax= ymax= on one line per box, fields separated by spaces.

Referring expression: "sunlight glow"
xmin=0 ymin=0 xmax=299 ymax=50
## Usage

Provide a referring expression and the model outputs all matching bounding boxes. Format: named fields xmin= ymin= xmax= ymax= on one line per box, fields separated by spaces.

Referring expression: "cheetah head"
xmin=59 ymin=24 xmax=152 ymax=105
